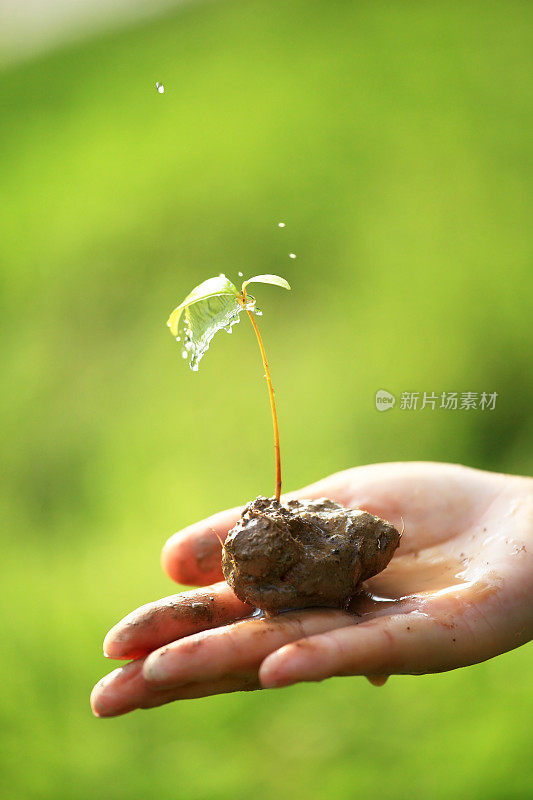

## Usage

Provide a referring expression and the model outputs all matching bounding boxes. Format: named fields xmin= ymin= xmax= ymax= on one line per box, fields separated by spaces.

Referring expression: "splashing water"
xmin=243 ymin=294 xmax=262 ymax=315
xmin=156 ymin=82 xmax=165 ymax=93
xmin=278 ymin=222 xmax=286 ymax=228
xmin=238 ymin=271 xmax=243 ymax=277
xmin=167 ymin=273 xmax=288 ymax=371
xmin=289 ymin=253 xmax=296 ymax=259
xmin=179 ymin=294 xmax=262 ymax=371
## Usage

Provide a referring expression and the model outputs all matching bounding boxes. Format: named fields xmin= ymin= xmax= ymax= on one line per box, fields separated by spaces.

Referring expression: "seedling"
xmin=166 ymin=273 xmax=400 ymax=614
xmin=167 ymin=273 xmax=290 ymax=501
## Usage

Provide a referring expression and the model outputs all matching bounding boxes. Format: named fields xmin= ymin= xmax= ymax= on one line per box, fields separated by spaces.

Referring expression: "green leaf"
xmin=242 ymin=274 xmax=291 ymax=292
xmin=166 ymin=274 xmax=239 ymax=336
xmin=166 ymin=272 xmax=290 ymax=372
xmin=166 ymin=275 xmax=244 ymax=371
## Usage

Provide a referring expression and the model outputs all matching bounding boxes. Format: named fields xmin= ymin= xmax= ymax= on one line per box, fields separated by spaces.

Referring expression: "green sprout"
xmin=167 ymin=273 xmax=291 ymax=501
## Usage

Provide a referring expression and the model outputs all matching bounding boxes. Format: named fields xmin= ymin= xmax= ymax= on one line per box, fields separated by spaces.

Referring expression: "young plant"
xmin=166 ymin=273 xmax=291 ymax=501
xmin=166 ymin=273 xmax=400 ymax=615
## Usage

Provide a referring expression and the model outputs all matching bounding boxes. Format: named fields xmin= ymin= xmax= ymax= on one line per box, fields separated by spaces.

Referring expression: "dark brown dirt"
xmin=177 ymin=600 xmax=215 ymax=623
xmin=221 ymin=496 xmax=401 ymax=614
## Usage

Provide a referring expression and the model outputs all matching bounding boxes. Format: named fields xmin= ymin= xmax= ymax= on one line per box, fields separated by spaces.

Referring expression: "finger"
xmin=103 ymin=581 xmax=252 ymax=660
xmin=259 ymin=604 xmax=488 ymax=687
xmin=161 ymin=506 xmax=242 ymax=585
xmin=142 ymin=608 xmax=353 ymax=689
xmin=90 ymin=660 xmax=260 ymax=718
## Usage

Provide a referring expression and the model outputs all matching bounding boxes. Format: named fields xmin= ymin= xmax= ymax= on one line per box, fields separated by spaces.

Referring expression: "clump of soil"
xmin=222 ymin=496 xmax=401 ymax=614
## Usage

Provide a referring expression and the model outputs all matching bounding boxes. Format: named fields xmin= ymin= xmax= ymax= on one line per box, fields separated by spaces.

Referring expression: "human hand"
xmin=91 ymin=462 xmax=532 ymax=716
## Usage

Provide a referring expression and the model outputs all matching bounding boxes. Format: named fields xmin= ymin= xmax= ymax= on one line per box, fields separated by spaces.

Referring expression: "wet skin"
xmin=91 ymin=462 xmax=533 ymax=717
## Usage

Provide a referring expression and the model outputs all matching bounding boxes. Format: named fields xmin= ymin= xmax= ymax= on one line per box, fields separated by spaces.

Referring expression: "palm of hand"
xmin=91 ymin=463 xmax=532 ymax=717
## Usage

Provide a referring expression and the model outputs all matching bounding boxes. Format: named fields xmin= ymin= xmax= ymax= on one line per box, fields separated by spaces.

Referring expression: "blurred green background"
xmin=1 ymin=1 xmax=532 ymax=798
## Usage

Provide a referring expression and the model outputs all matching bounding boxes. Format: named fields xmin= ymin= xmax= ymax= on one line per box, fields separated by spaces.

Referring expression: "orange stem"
xmin=245 ymin=308 xmax=282 ymax=502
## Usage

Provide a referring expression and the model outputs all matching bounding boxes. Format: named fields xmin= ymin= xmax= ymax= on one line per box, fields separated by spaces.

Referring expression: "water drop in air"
xmin=278 ymin=222 xmax=286 ymax=228
xmin=181 ymin=350 xmax=188 ymax=359
xmin=289 ymin=253 xmax=296 ymax=259
xmin=238 ymin=271 xmax=243 ymax=277
xmin=156 ymin=82 xmax=165 ymax=94
xmin=176 ymin=336 xmax=181 ymax=342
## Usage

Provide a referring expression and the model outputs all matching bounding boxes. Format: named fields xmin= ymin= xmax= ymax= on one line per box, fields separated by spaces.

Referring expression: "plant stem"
xmin=245 ymin=309 xmax=282 ymax=502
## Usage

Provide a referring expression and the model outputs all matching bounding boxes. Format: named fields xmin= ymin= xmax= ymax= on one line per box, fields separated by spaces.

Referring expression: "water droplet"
xmin=155 ymin=82 xmax=165 ymax=94
xmin=278 ymin=222 xmax=286 ymax=228
xmin=181 ymin=350 xmax=188 ymax=359
xmin=238 ymin=271 xmax=243 ymax=277
xmin=176 ymin=295 xmax=245 ymax=371
xmin=176 ymin=336 xmax=181 ymax=342
xmin=289 ymin=253 xmax=296 ymax=259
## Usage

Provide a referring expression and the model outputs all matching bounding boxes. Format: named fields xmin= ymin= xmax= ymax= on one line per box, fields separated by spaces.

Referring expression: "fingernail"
xmin=259 ymin=665 xmax=295 ymax=689
xmin=143 ymin=650 xmax=176 ymax=688
xmin=103 ymin=641 xmax=123 ymax=659
xmin=263 ymin=676 xmax=294 ymax=689
xmin=104 ymin=644 xmax=145 ymax=661
xmin=103 ymin=631 xmax=118 ymax=659
xmin=90 ymin=661 xmax=143 ymax=717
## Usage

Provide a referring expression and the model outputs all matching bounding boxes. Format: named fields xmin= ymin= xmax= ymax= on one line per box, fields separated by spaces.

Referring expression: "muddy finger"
xmin=142 ymin=607 xmax=353 ymax=689
xmin=103 ymin=581 xmax=252 ymax=660
xmin=90 ymin=659 xmax=260 ymax=717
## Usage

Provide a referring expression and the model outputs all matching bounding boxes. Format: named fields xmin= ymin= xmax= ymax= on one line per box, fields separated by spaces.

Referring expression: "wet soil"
xmin=222 ymin=496 xmax=401 ymax=614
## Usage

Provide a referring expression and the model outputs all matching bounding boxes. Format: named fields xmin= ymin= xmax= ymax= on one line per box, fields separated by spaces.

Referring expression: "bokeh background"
xmin=1 ymin=1 xmax=532 ymax=798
